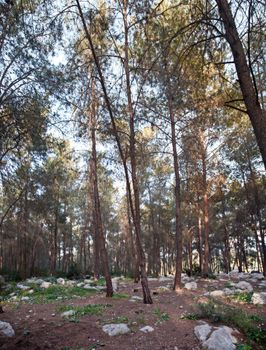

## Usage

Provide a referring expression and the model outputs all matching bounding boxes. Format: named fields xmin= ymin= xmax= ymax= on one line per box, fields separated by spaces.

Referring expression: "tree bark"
xmin=216 ymin=0 xmax=266 ymax=170
xmin=89 ymin=81 xmax=113 ymax=297
xmin=168 ymin=98 xmax=182 ymax=290
xmin=122 ymin=0 xmax=152 ymax=303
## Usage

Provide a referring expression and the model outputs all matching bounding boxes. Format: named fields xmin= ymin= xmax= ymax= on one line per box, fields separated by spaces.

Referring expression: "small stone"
xmin=0 ymin=321 xmax=15 ymax=337
xmin=235 ymin=281 xmax=253 ymax=292
xmin=194 ymin=324 xmax=212 ymax=342
xmin=61 ymin=310 xmax=76 ymax=318
xmin=17 ymin=284 xmax=30 ymax=290
xmin=57 ymin=278 xmax=65 ymax=285
xmin=140 ymin=326 xmax=154 ymax=333
xmin=252 ymin=292 xmax=266 ymax=305
xmin=102 ymin=323 xmax=130 ymax=336
xmin=184 ymin=282 xmax=197 ymax=290
xmin=210 ymin=290 xmax=225 ymax=298
xmin=21 ymin=296 xmax=30 ymax=302
xmin=40 ymin=282 xmax=51 ymax=289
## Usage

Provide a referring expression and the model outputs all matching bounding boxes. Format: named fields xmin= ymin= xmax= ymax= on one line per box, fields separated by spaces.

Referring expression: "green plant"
xmin=105 ymin=316 xmax=128 ymax=324
xmin=232 ymin=292 xmax=253 ymax=303
xmin=60 ymin=303 xmax=112 ymax=317
xmin=196 ymin=299 xmax=266 ymax=347
xmin=112 ymin=293 xmax=130 ymax=299
xmin=236 ymin=343 xmax=252 ymax=350
xmin=154 ymin=307 xmax=170 ymax=322
xmin=180 ymin=313 xmax=200 ymax=320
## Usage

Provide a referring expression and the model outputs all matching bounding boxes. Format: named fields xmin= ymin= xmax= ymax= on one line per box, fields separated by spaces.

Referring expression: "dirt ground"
xmin=0 ymin=277 xmax=265 ymax=350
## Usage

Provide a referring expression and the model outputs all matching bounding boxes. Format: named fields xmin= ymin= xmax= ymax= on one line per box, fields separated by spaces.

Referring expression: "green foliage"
xmin=232 ymin=292 xmax=253 ymax=303
xmin=154 ymin=307 xmax=170 ymax=322
xmin=236 ymin=344 xmax=253 ymax=350
xmin=196 ymin=300 xmax=266 ymax=346
xmin=105 ymin=316 xmax=129 ymax=324
xmin=180 ymin=313 xmax=200 ymax=320
xmin=112 ymin=293 xmax=130 ymax=299
xmin=59 ymin=304 xmax=112 ymax=321
xmin=30 ymin=285 xmax=98 ymax=303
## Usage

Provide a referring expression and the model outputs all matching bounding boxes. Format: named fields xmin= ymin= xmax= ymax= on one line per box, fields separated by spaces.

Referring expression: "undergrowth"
xmin=195 ymin=299 xmax=266 ymax=348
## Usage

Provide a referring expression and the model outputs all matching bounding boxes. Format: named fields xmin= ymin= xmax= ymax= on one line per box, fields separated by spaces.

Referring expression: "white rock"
xmin=129 ymin=296 xmax=142 ymax=302
xmin=112 ymin=277 xmax=120 ymax=292
xmin=157 ymin=286 xmax=170 ymax=291
xmin=77 ymin=282 xmax=84 ymax=287
xmin=102 ymin=323 xmax=130 ymax=336
xmin=40 ymin=281 xmax=51 ymax=289
xmin=21 ymin=296 xmax=30 ymax=301
xmin=61 ymin=310 xmax=76 ymax=318
xmin=17 ymin=284 xmax=30 ymax=290
xmin=221 ymin=326 xmax=238 ymax=344
xmin=250 ymin=273 xmax=264 ymax=280
xmin=203 ymin=327 xmax=236 ymax=350
xmin=252 ymin=292 xmax=266 ymax=305
xmin=210 ymin=290 xmax=225 ymax=297
xmin=0 ymin=321 xmax=15 ymax=337
xmin=35 ymin=279 xmax=45 ymax=285
xmin=184 ymin=282 xmax=197 ymax=290
xmin=223 ymin=288 xmax=235 ymax=296
xmin=140 ymin=326 xmax=154 ymax=333
xmin=235 ymin=281 xmax=253 ymax=292
xmin=194 ymin=324 xmax=212 ymax=342
xmin=159 ymin=276 xmax=173 ymax=282
xmin=83 ymin=285 xmax=98 ymax=290
xmin=57 ymin=278 xmax=65 ymax=285
xmin=65 ymin=280 xmax=75 ymax=287
xmin=148 ymin=277 xmax=158 ymax=281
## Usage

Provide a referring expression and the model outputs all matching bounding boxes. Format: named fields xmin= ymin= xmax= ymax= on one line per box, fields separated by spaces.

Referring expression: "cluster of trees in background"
xmin=0 ymin=0 xmax=265 ymax=303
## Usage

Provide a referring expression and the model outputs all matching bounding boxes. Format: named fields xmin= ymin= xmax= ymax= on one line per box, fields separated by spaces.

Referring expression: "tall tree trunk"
xmin=168 ymin=98 xmax=182 ymax=290
xmin=216 ymin=0 xmax=266 ymax=170
xmin=122 ymin=0 xmax=152 ymax=303
xmin=89 ymin=81 xmax=113 ymax=297
xmin=76 ymin=0 xmax=152 ymax=303
xmin=199 ymin=131 xmax=209 ymax=276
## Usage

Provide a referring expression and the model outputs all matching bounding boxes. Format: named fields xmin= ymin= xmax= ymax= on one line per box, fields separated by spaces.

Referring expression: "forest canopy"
xmin=0 ymin=0 xmax=265 ymax=302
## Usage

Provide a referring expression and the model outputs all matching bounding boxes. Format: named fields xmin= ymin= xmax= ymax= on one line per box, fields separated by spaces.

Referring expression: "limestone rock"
xmin=112 ymin=277 xmax=120 ymax=292
xmin=252 ymin=292 xmax=266 ymax=305
xmin=184 ymin=282 xmax=197 ymax=290
xmin=210 ymin=290 xmax=225 ymax=297
xmin=21 ymin=296 xmax=30 ymax=302
xmin=61 ymin=310 xmax=76 ymax=318
xmin=57 ymin=278 xmax=65 ymax=285
xmin=17 ymin=284 xmax=30 ymax=290
xmin=0 ymin=321 xmax=15 ymax=337
xmin=140 ymin=326 xmax=154 ymax=333
xmin=158 ymin=276 xmax=173 ymax=282
xmin=235 ymin=281 xmax=253 ymax=292
xmin=194 ymin=324 xmax=212 ymax=342
xmin=102 ymin=323 xmax=130 ymax=336
xmin=129 ymin=296 xmax=142 ymax=302
xmin=40 ymin=281 xmax=51 ymax=289
xmin=203 ymin=327 xmax=236 ymax=350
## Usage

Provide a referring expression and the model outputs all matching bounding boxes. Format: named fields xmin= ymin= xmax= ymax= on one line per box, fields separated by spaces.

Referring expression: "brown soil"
xmin=0 ymin=277 xmax=265 ymax=350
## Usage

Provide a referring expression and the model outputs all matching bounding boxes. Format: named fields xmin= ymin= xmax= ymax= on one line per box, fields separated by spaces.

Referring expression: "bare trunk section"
xmin=122 ymin=0 xmax=152 ymax=303
xmin=75 ymin=0 xmax=152 ymax=303
xmin=216 ymin=0 xmax=266 ymax=170
xmin=168 ymin=98 xmax=182 ymax=290
xmin=89 ymin=81 xmax=113 ymax=297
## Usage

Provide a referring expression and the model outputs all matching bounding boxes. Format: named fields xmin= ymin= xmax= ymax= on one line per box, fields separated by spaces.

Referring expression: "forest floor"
xmin=0 ymin=274 xmax=265 ymax=350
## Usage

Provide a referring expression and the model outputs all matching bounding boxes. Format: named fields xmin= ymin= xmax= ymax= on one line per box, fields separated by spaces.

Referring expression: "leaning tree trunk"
xmin=76 ymin=0 xmax=152 ymax=303
xmin=216 ymin=0 xmax=266 ymax=170
xmin=122 ymin=0 xmax=152 ymax=303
